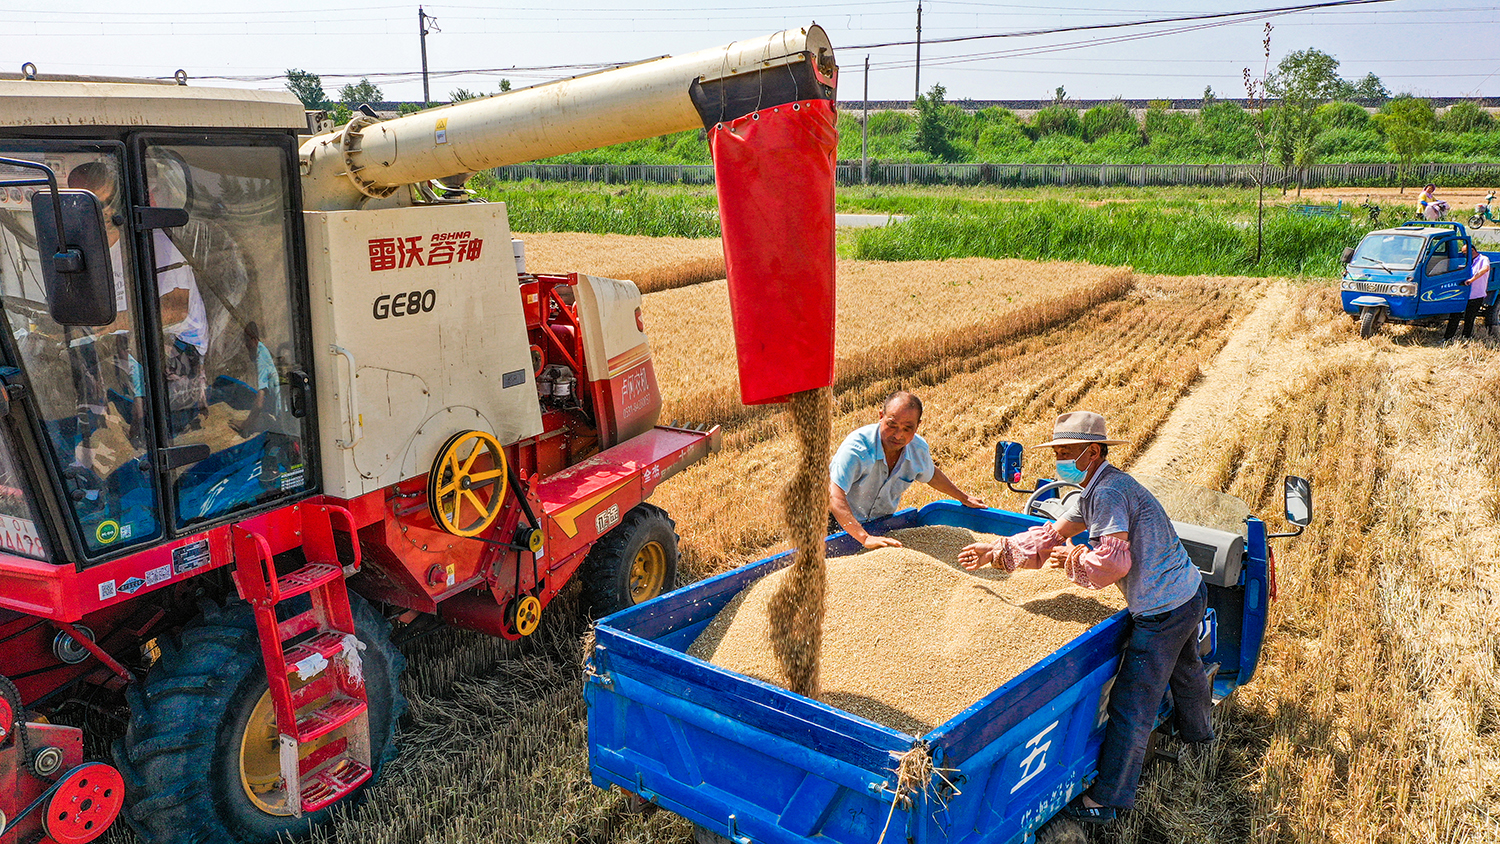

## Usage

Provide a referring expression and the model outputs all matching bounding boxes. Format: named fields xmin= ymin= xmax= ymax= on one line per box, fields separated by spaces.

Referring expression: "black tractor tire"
xmin=114 ymin=594 xmax=405 ymax=844
xmin=579 ymin=502 xmax=679 ymax=618
xmin=1359 ymin=308 xmax=1381 ymax=339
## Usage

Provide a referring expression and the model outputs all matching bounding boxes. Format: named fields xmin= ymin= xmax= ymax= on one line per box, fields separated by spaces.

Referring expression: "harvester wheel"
xmin=113 ymin=595 xmax=405 ymax=844
xmin=579 ymin=503 xmax=678 ymax=618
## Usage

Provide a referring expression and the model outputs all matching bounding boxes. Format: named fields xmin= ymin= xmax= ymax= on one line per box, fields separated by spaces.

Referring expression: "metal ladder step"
xmin=293 ymin=694 xmax=368 ymax=743
xmin=299 ymin=757 xmax=373 ymax=814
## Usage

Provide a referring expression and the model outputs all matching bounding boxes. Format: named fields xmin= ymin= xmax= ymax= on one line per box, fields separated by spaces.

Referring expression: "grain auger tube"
xmin=299 ymin=25 xmax=837 ymax=210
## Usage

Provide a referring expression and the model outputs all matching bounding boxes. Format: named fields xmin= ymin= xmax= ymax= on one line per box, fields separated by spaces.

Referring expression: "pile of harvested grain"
xmin=766 ymin=387 xmax=833 ymax=698
xmin=691 ymin=525 xmax=1127 ymax=735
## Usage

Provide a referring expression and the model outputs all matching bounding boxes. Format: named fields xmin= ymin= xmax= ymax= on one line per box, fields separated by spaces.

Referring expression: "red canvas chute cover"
xmin=710 ymin=99 xmax=837 ymax=405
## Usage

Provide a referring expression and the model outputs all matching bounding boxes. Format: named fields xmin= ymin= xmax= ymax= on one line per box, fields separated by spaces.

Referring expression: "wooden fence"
xmin=490 ymin=161 xmax=1500 ymax=188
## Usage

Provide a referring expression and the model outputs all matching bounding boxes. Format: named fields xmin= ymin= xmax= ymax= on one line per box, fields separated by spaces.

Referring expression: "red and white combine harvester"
xmin=0 ymin=25 xmax=836 ymax=844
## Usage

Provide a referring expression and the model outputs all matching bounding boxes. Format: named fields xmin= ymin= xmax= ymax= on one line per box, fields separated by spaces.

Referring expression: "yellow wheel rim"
xmin=239 ymin=690 xmax=292 ymax=816
xmin=428 ymin=430 xmax=508 ymax=537
xmin=629 ymin=541 xmax=667 ymax=604
xmin=513 ymin=595 xmax=543 ymax=636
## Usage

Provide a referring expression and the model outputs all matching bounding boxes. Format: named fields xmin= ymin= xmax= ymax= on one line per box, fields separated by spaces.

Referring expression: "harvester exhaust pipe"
xmin=300 ymin=24 xmax=836 ymax=210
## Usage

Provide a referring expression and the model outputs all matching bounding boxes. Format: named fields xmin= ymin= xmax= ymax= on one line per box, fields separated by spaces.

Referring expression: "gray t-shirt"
xmin=1060 ymin=462 xmax=1202 ymax=616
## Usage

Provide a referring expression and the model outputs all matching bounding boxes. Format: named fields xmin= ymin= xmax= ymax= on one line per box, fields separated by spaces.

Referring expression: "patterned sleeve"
xmin=1000 ymin=524 xmax=1065 ymax=572
xmin=1063 ymin=534 xmax=1133 ymax=590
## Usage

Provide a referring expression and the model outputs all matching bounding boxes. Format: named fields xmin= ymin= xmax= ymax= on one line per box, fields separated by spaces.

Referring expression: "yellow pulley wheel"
xmin=428 ymin=430 xmax=508 ymax=537
xmin=512 ymin=595 xmax=543 ymax=637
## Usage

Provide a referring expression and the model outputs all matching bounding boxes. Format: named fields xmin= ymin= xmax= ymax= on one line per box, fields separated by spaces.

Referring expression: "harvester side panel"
xmin=303 ymin=204 xmax=543 ymax=498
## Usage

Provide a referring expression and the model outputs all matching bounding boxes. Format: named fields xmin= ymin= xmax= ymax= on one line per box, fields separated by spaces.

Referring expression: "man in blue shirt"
xmin=828 ymin=391 xmax=986 ymax=549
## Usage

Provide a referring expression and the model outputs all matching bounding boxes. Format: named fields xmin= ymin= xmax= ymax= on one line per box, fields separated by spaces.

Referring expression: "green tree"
xmin=909 ymin=83 xmax=960 ymax=161
xmin=1202 ymin=85 xmax=1217 ymax=107
xmin=1053 ymin=86 xmax=1066 ymax=104
xmin=449 ymin=88 xmax=484 ymax=102
xmin=397 ymin=103 xmax=424 ymax=116
xmin=1352 ymin=72 xmax=1389 ymax=102
xmin=338 ymin=78 xmax=383 ymax=108
xmin=284 ymin=68 xmax=327 ymax=109
xmin=1374 ymin=96 xmax=1435 ymax=192
xmin=500 ymin=79 xmax=512 ymax=92
xmin=1266 ymin=48 xmax=1342 ymax=194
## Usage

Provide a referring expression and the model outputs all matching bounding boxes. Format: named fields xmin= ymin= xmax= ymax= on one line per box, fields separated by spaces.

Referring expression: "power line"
xmin=843 ymin=0 xmax=1405 ymax=50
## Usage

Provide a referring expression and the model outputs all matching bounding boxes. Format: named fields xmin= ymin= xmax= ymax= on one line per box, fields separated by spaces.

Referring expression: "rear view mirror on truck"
xmin=1341 ymin=246 xmax=1355 ymax=265
xmin=1285 ymin=475 xmax=1311 ymax=526
xmin=994 ymin=440 xmax=1024 ymax=484
xmin=31 ymin=189 xmax=116 ymax=326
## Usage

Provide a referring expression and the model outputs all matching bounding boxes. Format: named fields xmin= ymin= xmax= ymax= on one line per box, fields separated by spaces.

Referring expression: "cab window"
xmin=141 ymin=141 xmax=312 ymax=529
xmin=0 ymin=149 xmax=162 ymax=555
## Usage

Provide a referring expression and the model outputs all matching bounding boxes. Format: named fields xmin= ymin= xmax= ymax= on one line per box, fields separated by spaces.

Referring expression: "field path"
xmin=1130 ymin=280 xmax=1304 ymax=478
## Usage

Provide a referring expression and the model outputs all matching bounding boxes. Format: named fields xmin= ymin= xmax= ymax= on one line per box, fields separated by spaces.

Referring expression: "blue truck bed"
xmin=587 ymin=499 xmax=1271 ymax=844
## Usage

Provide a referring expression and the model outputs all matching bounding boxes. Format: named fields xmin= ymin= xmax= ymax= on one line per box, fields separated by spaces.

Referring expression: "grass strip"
xmin=852 ymin=202 xmax=1364 ymax=278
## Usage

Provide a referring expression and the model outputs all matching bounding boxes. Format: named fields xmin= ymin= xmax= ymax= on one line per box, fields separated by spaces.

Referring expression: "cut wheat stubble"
xmin=691 ymin=525 xmax=1127 ymax=735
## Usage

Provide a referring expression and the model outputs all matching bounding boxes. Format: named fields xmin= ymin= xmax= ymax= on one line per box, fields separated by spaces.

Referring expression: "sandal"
xmin=1060 ymin=800 xmax=1117 ymax=825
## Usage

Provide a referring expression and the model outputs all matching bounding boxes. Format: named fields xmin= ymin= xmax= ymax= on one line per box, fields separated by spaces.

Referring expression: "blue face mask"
xmin=1055 ymin=459 xmax=1087 ymax=485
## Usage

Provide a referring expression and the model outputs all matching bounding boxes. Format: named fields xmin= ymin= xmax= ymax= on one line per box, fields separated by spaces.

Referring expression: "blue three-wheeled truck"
xmin=585 ymin=444 xmax=1312 ymax=843
xmin=1341 ymin=220 xmax=1500 ymax=339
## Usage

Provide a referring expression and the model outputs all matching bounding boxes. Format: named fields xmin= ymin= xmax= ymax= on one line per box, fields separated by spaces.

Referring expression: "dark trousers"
xmin=1090 ymin=581 xmax=1214 ymax=810
xmin=1444 ymin=298 xmax=1485 ymax=340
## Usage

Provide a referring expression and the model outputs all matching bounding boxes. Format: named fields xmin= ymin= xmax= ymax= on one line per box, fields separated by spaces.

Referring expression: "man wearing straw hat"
xmin=957 ymin=411 xmax=1213 ymax=825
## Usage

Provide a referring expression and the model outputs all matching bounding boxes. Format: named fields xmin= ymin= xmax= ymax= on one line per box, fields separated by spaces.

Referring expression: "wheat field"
xmin=98 ymin=239 xmax=1499 ymax=844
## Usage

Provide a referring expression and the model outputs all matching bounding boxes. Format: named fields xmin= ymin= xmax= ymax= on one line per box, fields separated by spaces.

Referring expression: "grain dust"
xmin=691 ymin=525 xmax=1127 ymax=735
xmin=765 ymin=387 xmax=833 ymax=698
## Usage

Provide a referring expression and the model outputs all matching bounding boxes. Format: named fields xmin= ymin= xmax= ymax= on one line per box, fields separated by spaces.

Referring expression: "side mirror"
xmin=1284 ymin=475 xmax=1311 ymax=526
xmin=1340 ymin=247 xmax=1355 ymax=265
xmin=993 ymin=440 xmax=1024 ymax=485
xmin=1270 ymin=475 xmax=1312 ymax=539
xmin=32 ymin=190 xmax=116 ymax=326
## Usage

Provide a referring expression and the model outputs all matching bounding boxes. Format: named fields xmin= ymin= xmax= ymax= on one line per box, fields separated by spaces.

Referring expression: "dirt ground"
xmin=1295 ymin=185 xmax=1497 ymax=216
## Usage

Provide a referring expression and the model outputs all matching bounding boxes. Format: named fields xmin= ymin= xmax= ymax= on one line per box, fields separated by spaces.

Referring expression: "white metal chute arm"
xmin=298 ymin=24 xmax=834 ymax=210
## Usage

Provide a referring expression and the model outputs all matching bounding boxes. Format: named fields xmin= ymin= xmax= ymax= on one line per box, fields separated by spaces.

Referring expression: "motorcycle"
xmin=1469 ymin=193 xmax=1498 ymax=228
xmin=1423 ymin=199 xmax=1450 ymax=221
xmin=1360 ymin=196 xmax=1380 ymax=225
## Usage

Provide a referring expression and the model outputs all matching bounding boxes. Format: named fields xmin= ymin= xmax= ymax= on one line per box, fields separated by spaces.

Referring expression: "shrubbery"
xmin=537 ymin=90 xmax=1497 ymax=167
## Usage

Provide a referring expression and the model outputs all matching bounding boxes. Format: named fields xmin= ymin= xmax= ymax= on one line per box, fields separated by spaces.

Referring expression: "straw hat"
xmin=1034 ymin=411 xmax=1127 ymax=448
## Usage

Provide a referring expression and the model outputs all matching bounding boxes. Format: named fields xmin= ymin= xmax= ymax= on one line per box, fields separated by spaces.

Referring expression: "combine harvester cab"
xmin=1340 ymin=221 xmax=1500 ymax=339
xmin=0 ymin=22 xmax=834 ymax=844
xmin=586 ymin=450 xmax=1311 ymax=844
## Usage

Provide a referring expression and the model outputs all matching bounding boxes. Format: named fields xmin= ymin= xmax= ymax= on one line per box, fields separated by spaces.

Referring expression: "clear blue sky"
xmin=5 ymin=0 xmax=1497 ymax=103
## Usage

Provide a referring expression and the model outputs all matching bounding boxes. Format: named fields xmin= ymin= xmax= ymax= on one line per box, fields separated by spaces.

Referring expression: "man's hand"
xmin=958 ymin=542 xmax=994 ymax=571
xmin=958 ymin=493 xmax=987 ymax=509
xmin=862 ymin=534 xmax=903 ymax=550
xmin=1047 ymin=544 xmax=1071 ymax=569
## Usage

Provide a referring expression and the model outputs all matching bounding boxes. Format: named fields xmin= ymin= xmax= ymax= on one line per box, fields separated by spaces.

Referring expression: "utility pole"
xmin=914 ymin=0 xmax=923 ymax=101
xmin=862 ymin=55 xmax=870 ymax=185
xmin=419 ymin=6 xmax=433 ymax=107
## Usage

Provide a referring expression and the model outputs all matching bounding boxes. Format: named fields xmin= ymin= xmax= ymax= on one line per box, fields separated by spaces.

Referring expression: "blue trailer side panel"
xmin=587 ymin=501 xmax=1265 ymax=843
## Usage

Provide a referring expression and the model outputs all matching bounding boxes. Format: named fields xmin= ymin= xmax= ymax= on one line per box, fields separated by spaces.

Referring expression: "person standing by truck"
xmin=1443 ymin=241 xmax=1492 ymax=341
xmin=957 ymin=411 xmax=1213 ymax=824
xmin=828 ymin=390 xmax=986 ymax=549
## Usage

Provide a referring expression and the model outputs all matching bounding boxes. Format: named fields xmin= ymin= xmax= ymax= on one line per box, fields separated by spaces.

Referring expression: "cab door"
xmin=1417 ymin=236 xmax=1472 ymax=315
xmin=133 ymin=136 xmax=316 ymax=530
